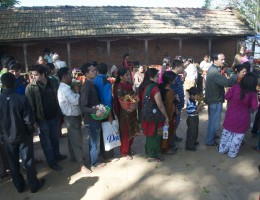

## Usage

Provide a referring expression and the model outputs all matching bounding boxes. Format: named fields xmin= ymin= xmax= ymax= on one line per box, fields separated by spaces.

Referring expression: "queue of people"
xmin=0 ymin=50 xmax=260 ymax=194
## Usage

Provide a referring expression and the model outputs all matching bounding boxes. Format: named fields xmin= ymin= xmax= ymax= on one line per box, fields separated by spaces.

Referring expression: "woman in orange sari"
xmin=113 ymin=68 xmax=139 ymax=160
xmin=159 ymin=71 xmax=178 ymax=154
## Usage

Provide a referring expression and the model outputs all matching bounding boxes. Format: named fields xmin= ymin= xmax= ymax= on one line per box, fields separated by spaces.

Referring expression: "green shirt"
xmin=205 ymin=64 xmax=237 ymax=105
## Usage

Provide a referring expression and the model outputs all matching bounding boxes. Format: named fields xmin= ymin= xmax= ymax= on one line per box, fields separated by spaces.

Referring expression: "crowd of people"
xmin=0 ymin=49 xmax=260 ymax=193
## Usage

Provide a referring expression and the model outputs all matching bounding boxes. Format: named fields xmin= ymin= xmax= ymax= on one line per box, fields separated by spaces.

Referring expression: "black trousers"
xmin=0 ymin=141 xmax=9 ymax=177
xmin=186 ymin=115 xmax=199 ymax=148
xmin=4 ymin=135 xmax=40 ymax=192
xmin=252 ymin=107 xmax=260 ymax=134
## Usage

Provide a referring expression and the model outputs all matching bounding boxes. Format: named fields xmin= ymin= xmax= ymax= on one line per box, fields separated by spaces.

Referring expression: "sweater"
xmin=205 ymin=64 xmax=237 ymax=105
xmin=223 ymin=84 xmax=258 ymax=133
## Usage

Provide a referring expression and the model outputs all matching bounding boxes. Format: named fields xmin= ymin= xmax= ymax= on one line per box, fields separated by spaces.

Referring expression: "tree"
xmin=202 ymin=0 xmax=212 ymax=9
xmin=228 ymin=0 xmax=259 ymax=33
xmin=0 ymin=0 xmax=20 ymax=8
xmin=203 ymin=0 xmax=259 ymax=33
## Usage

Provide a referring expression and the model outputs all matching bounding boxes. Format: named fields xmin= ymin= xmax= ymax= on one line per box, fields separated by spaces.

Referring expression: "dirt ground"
xmin=0 ymin=105 xmax=260 ymax=200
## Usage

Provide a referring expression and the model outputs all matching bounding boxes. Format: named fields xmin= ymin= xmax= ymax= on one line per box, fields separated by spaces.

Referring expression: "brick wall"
xmin=0 ymin=37 xmax=237 ymax=72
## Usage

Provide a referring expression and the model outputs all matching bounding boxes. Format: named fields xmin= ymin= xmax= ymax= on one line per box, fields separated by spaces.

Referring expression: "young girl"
xmin=218 ymin=72 xmax=258 ymax=158
xmin=185 ymin=87 xmax=203 ymax=151
xmin=113 ymin=68 xmax=139 ymax=160
xmin=159 ymin=71 xmax=178 ymax=154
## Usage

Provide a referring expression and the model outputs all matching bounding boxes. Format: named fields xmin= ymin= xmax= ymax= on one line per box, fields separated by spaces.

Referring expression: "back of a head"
xmin=57 ymin=67 xmax=69 ymax=81
xmin=8 ymin=60 xmax=21 ymax=71
xmin=162 ymin=71 xmax=177 ymax=84
xmin=186 ymin=87 xmax=199 ymax=96
xmin=81 ymin=63 xmax=92 ymax=74
xmin=97 ymin=63 xmax=108 ymax=75
xmin=1 ymin=72 xmax=15 ymax=89
xmin=1 ymin=55 xmax=14 ymax=68
xmin=45 ymin=63 xmax=56 ymax=75
xmin=240 ymin=72 xmax=257 ymax=92
xmin=31 ymin=64 xmax=46 ymax=75
xmin=172 ymin=59 xmax=183 ymax=69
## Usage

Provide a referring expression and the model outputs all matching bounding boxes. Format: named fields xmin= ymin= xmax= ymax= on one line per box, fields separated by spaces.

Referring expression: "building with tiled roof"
xmin=0 ymin=6 xmax=255 ymax=71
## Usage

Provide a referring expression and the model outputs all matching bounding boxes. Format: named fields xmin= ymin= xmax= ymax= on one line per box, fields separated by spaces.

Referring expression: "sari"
xmin=114 ymin=82 xmax=139 ymax=156
xmin=140 ymin=84 xmax=163 ymax=158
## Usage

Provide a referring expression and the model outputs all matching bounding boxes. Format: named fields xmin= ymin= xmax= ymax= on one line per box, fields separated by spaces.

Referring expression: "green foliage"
xmin=0 ymin=0 xmax=20 ymax=8
xmin=229 ymin=0 xmax=259 ymax=32
xmin=203 ymin=0 xmax=259 ymax=32
xmin=203 ymin=0 xmax=212 ymax=9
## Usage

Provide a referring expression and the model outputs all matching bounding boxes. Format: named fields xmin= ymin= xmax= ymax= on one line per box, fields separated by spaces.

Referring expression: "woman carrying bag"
xmin=138 ymin=68 xmax=169 ymax=162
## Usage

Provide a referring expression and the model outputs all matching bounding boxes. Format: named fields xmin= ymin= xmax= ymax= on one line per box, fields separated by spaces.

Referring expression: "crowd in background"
xmin=0 ymin=47 xmax=260 ymax=193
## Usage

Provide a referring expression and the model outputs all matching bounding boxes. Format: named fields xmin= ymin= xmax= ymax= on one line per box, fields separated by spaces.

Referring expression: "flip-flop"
xmin=147 ymin=158 xmax=156 ymax=162
xmin=155 ymin=157 xmax=164 ymax=162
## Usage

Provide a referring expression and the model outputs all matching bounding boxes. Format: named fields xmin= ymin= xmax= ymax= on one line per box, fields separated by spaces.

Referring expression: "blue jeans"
xmin=85 ymin=121 xmax=101 ymax=166
xmin=205 ymin=102 xmax=223 ymax=145
xmin=38 ymin=117 xmax=61 ymax=164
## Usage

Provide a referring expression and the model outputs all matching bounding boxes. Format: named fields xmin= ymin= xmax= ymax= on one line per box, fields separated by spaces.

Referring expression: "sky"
xmin=16 ymin=0 xmax=206 ymax=8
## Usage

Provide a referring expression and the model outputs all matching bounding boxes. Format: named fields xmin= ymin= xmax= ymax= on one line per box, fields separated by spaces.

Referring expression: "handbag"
xmin=101 ymin=119 xmax=121 ymax=151
xmin=141 ymin=83 xmax=165 ymax=122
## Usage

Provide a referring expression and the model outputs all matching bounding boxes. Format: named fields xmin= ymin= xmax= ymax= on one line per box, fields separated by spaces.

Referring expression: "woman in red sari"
xmin=113 ymin=68 xmax=139 ymax=160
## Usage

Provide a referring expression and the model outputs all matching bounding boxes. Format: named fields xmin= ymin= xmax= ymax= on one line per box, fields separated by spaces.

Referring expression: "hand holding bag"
xmin=141 ymin=84 xmax=165 ymax=122
xmin=101 ymin=119 xmax=121 ymax=151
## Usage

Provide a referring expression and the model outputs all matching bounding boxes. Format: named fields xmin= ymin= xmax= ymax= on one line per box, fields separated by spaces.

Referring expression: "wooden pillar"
xmin=67 ymin=42 xmax=71 ymax=69
xmin=107 ymin=40 xmax=111 ymax=68
xmin=236 ymin=39 xmax=241 ymax=54
xmin=178 ymin=39 xmax=183 ymax=55
xmin=145 ymin=39 xmax=148 ymax=64
xmin=23 ymin=44 xmax=28 ymax=72
xmin=208 ymin=38 xmax=212 ymax=58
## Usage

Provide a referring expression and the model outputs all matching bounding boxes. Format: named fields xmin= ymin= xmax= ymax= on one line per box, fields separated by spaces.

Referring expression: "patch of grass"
xmin=202 ymin=186 xmax=210 ymax=194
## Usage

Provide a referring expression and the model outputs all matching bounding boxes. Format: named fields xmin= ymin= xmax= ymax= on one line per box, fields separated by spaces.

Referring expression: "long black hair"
xmin=139 ymin=68 xmax=158 ymax=94
xmin=115 ymin=67 xmax=128 ymax=85
xmin=159 ymin=71 xmax=177 ymax=101
xmin=234 ymin=64 xmax=246 ymax=74
xmin=240 ymin=72 xmax=257 ymax=100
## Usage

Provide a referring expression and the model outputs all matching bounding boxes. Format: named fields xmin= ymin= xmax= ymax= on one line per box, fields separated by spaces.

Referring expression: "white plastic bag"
xmin=101 ymin=120 xmax=121 ymax=151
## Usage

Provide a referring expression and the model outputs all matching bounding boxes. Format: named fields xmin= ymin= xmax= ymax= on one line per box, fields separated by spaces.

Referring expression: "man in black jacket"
xmin=0 ymin=72 xmax=45 ymax=193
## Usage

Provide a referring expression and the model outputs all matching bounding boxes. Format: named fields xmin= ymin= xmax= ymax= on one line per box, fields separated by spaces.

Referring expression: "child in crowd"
xmin=185 ymin=87 xmax=203 ymax=151
xmin=219 ymin=72 xmax=258 ymax=158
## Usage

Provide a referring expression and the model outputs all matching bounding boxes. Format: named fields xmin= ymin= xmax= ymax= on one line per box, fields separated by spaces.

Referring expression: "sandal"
xmin=155 ymin=157 xmax=164 ymax=162
xmin=147 ymin=158 xmax=156 ymax=162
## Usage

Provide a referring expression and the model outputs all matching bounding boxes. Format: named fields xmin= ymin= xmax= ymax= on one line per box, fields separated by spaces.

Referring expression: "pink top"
xmin=223 ymin=84 xmax=258 ymax=133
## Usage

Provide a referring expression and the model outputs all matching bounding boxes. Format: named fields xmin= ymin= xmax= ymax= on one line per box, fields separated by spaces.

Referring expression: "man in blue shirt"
xmin=93 ymin=63 xmax=116 ymax=160
xmin=8 ymin=61 xmax=28 ymax=95
xmin=93 ymin=63 xmax=113 ymax=109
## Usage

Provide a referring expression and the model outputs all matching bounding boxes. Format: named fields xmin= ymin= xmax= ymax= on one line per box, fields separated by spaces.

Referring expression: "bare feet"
xmin=80 ymin=165 xmax=92 ymax=174
xmin=93 ymin=162 xmax=106 ymax=168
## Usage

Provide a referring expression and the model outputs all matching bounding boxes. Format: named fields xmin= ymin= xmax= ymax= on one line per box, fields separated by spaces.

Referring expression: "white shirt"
xmin=185 ymin=63 xmax=198 ymax=81
xmin=54 ymin=60 xmax=67 ymax=70
xmin=58 ymin=82 xmax=81 ymax=116
xmin=200 ymin=60 xmax=211 ymax=71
